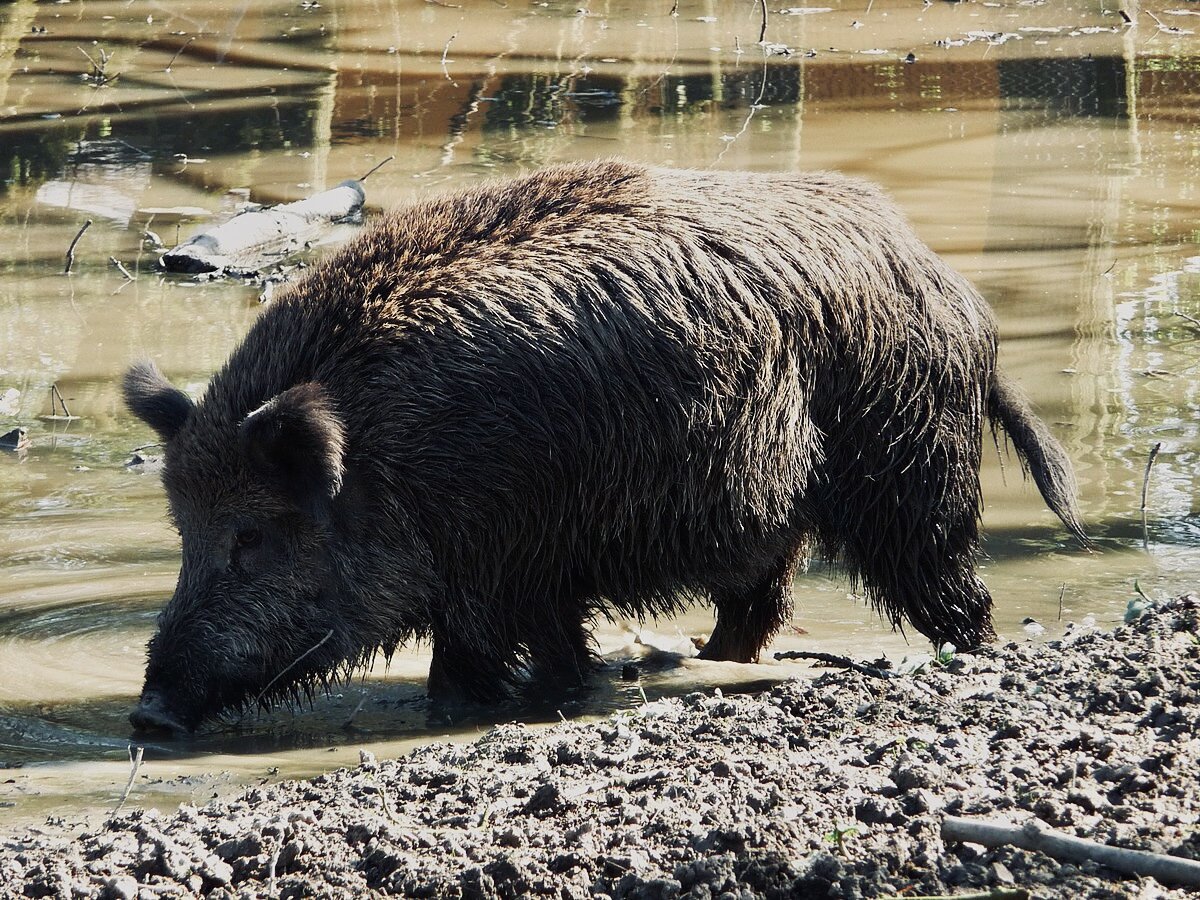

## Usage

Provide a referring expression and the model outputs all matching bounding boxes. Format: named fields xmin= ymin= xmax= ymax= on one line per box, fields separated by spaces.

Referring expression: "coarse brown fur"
xmin=125 ymin=160 xmax=1086 ymax=731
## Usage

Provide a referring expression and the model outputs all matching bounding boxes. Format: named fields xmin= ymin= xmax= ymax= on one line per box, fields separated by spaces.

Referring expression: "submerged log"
xmin=159 ymin=179 xmax=366 ymax=275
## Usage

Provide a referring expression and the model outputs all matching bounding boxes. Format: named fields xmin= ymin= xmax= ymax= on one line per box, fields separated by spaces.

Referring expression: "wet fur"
xmin=128 ymin=160 xmax=1084 ymax=721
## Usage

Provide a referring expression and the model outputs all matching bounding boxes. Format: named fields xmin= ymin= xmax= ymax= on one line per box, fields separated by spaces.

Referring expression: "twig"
xmin=1176 ymin=311 xmax=1200 ymax=333
xmin=109 ymin=257 xmax=134 ymax=280
xmin=670 ymin=0 xmax=678 ymax=15
xmin=50 ymin=384 xmax=72 ymax=418
xmin=234 ymin=630 xmax=334 ymax=724
xmin=1140 ymin=441 xmax=1162 ymax=548
xmin=110 ymin=744 xmax=145 ymax=818
xmin=64 ymin=219 xmax=92 ymax=274
xmin=341 ymin=691 xmax=367 ymax=730
xmin=774 ymin=650 xmax=895 ymax=680
xmin=368 ymin=771 xmax=402 ymax=823
xmin=1057 ymin=583 xmax=1067 ymax=622
xmin=425 ymin=0 xmax=463 ymax=7
xmin=757 ymin=0 xmax=768 ymax=43
xmin=266 ymin=844 xmax=281 ymax=894
xmin=164 ymin=36 xmax=194 ymax=72
xmin=441 ymin=32 xmax=458 ymax=82
xmin=942 ymin=816 xmax=1200 ymax=887
xmin=359 ymin=155 xmax=395 ymax=181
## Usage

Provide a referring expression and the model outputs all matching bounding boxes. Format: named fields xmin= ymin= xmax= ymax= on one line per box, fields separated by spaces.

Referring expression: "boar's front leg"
xmin=525 ymin=611 xmax=595 ymax=688
xmin=426 ymin=620 xmax=516 ymax=704
xmin=699 ymin=548 xmax=802 ymax=664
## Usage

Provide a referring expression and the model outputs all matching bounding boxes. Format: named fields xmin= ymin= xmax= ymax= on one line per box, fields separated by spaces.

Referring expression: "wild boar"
xmin=124 ymin=160 xmax=1085 ymax=732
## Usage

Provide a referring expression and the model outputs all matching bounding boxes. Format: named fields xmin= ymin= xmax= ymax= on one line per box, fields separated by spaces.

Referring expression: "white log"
xmin=160 ymin=179 xmax=365 ymax=274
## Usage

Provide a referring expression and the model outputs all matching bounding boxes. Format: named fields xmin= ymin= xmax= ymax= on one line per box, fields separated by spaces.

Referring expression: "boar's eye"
xmin=234 ymin=527 xmax=262 ymax=551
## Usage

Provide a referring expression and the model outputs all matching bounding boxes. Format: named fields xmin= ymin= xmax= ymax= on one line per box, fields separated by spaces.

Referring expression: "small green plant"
xmin=824 ymin=823 xmax=859 ymax=855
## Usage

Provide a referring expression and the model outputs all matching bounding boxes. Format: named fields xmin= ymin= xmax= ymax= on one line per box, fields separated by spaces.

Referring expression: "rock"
xmin=0 ymin=427 xmax=29 ymax=452
xmin=100 ymin=875 xmax=139 ymax=900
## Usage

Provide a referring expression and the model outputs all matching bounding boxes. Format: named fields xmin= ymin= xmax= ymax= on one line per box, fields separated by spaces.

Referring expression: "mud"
xmin=3 ymin=597 xmax=1199 ymax=899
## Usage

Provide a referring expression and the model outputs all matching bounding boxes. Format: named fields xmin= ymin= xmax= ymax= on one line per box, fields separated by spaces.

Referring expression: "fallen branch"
xmin=942 ymin=816 xmax=1200 ymax=888
xmin=881 ymin=890 xmax=1027 ymax=900
xmin=160 ymin=182 xmax=365 ymax=275
xmin=64 ymin=219 xmax=92 ymax=274
xmin=773 ymin=650 xmax=895 ymax=680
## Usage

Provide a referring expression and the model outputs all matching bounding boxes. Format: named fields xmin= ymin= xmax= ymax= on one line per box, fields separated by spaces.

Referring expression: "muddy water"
xmin=2 ymin=0 xmax=1199 ymax=827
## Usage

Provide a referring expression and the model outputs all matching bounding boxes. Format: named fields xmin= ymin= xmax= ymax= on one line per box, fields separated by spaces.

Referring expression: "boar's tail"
xmin=988 ymin=372 xmax=1090 ymax=547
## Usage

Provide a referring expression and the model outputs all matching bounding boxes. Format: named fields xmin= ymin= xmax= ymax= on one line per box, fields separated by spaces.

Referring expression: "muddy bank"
xmin=4 ymin=598 xmax=1199 ymax=899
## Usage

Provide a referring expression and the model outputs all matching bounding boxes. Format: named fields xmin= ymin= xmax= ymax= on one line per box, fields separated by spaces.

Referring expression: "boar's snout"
xmin=129 ymin=690 xmax=191 ymax=735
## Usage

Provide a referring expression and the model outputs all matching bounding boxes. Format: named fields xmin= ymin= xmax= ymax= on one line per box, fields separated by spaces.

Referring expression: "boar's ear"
xmin=239 ymin=383 xmax=345 ymax=513
xmin=123 ymin=361 xmax=194 ymax=442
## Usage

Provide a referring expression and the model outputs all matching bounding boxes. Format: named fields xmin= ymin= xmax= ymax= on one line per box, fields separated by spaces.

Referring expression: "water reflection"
xmin=2 ymin=0 xmax=1200 ymax=826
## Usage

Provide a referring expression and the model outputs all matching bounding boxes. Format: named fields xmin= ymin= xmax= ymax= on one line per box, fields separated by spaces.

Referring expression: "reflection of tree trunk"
xmin=1074 ymin=2 xmax=1142 ymax=515
xmin=0 ymin=0 xmax=39 ymax=116
xmin=1123 ymin=0 xmax=1141 ymax=168
xmin=440 ymin=78 xmax=486 ymax=166
xmin=311 ymin=70 xmax=337 ymax=190
xmin=310 ymin=1 xmax=338 ymax=190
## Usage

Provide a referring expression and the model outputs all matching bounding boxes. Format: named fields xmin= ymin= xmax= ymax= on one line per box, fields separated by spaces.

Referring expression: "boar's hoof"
xmin=129 ymin=692 xmax=189 ymax=734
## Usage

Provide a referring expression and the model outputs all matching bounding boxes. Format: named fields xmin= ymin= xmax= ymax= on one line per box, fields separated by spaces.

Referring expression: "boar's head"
xmin=123 ymin=361 xmax=381 ymax=733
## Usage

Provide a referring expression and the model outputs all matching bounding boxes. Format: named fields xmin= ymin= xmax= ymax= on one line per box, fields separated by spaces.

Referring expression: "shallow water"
xmin=2 ymin=0 xmax=1199 ymax=828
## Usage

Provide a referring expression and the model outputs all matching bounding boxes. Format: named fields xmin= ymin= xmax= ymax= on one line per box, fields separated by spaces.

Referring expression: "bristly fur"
xmin=123 ymin=361 xmax=194 ymax=441
xmin=127 ymin=160 xmax=1086 ymax=726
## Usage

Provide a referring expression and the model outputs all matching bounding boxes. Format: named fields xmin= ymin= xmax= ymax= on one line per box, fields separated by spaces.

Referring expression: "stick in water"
xmin=757 ymin=0 xmax=768 ymax=43
xmin=359 ymin=155 xmax=395 ymax=181
xmin=64 ymin=219 xmax=92 ymax=275
xmin=1140 ymin=441 xmax=1162 ymax=548
xmin=441 ymin=32 xmax=458 ymax=81
xmin=109 ymin=256 xmax=135 ymax=280
xmin=342 ymin=690 xmax=368 ymax=730
xmin=51 ymin=383 xmax=71 ymax=418
xmin=164 ymin=35 xmax=195 ymax=72
xmin=111 ymin=744 xmax=145 ymax=818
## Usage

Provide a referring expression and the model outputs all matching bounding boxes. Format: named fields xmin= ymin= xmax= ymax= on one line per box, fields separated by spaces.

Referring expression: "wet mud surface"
xmin=4 ymin=598 xmax=1200 ymax=899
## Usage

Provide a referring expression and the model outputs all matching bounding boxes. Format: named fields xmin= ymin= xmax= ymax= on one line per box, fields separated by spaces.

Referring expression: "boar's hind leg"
xmin=699 ymin=549 xmax=802 ymax=664
xmin=527 ymin=614 xmax=594 ymax=688
xmin=822 ymin=441 xmax=996 ymax=652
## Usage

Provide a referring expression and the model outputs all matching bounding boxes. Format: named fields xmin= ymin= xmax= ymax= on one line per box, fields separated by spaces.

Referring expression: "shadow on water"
xmin=1 ymin=652 xmax=782 ymax=767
